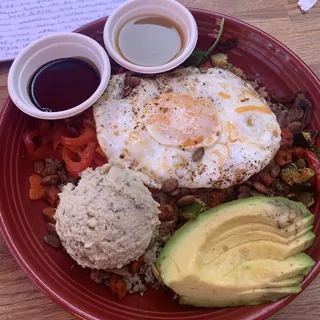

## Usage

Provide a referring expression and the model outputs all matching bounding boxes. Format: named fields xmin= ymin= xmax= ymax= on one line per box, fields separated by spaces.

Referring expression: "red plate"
xmin=1 ymin=9 xmax=320 ymax=320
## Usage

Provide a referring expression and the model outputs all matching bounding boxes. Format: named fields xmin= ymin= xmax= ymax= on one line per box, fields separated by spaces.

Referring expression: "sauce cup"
xmin=8 ymin=33 xmax=111 ymax=120
xmin=103 ymin=0 xmax=198 ymax=74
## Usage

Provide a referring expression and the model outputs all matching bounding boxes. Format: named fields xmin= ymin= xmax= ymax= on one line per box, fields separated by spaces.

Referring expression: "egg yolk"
xmin=146 ymin=93 xmax=221 ymax=149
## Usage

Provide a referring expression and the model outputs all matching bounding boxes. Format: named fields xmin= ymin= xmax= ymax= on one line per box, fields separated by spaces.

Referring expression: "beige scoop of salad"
xmin=55 ymin=164 xmax=160 ymax=270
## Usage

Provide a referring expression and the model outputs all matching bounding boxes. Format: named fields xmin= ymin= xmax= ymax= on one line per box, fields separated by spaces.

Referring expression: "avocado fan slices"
xmin=155 ymin=197 xmax=315 ymax=308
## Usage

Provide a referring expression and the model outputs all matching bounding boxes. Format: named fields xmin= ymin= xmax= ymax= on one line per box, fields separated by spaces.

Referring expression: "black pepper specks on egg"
xmin=93 ymin=67 xmax=281 ymax=189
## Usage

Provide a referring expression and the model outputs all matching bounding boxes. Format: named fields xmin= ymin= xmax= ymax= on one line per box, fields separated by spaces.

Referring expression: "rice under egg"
xmin=93 ymin=67 xmax=281 ymax=189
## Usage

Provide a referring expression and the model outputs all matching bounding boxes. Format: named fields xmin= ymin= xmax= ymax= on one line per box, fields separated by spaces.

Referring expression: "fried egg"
xmin=93 ymin=67 xmax=281 ymax=189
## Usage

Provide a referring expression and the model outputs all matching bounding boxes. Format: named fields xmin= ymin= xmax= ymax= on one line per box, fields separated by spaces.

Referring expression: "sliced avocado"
xmin=205 ymin=220 xmax=314 ymax=250
xmin=268 ymin=275 xmax=304 ymax=288
xmin=213 ymin=253 xmax=315 ymax=290
xmin=168 ymin=253 xmax=314 ymax=294
xmin=179 ymin=286 xmax=301 ymax=308
xmin=156 ymin=197 xmax=315 ymax=307
xmin=204 ymin=231 xmax=314 ymax=266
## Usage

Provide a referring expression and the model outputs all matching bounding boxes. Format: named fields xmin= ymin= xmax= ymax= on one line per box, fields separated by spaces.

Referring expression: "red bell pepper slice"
xmin=93 ymin=152 xmax=108 ymax=167
xmin=62 ymin=141 xmax=97 ymax=177
xmin=60 ymin=124 xmax=95 ymax=146
xmin=96 ymin=146 xmax=106 ymax=158
xmin=53 ymin=121 xmax=68 ymax=152
xmin=22 ymin=130 xmax=53 ymax=161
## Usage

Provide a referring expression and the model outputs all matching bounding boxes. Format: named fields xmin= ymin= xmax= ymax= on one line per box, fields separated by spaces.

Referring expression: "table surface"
xmin=1 ymin=0 xmax=320 ymax=319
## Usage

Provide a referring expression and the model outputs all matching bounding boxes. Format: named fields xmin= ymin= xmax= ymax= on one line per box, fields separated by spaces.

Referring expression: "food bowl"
xmin=1 ymin=8 xmax=320 ymax=320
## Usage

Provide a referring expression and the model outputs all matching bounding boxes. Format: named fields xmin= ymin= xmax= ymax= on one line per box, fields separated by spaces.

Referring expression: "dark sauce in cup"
xmin=28 ymin=57 xmax=100 ymax=112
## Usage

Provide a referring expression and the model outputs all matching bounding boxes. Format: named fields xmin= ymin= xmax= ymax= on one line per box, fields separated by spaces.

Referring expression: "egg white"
xmin=93 ymin=67 xmax=281 ymax=189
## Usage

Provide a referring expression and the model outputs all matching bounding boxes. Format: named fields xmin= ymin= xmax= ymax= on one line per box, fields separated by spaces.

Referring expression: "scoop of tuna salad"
xmin=55 ymin=164 xmax=160 ymax=270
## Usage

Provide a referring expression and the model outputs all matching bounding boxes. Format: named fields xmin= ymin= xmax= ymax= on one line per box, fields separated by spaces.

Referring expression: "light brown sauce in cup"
xmin=116 ymin=16 xmax=184 ymax=67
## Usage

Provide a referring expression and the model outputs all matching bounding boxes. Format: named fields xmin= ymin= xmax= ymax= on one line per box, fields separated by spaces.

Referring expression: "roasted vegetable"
xmin=130 ymin=255 xmax=144 ymax=275
xmin=293 ymin=130 xmax=318 ymax=148
xmin=211 ymin=53 xmax=229 ymax=68
xmin=281 ymin=128 xmax=294 ymax=142
xmin=299 ymin=167 xmax=316 ymax=183
xmin=297 ymin=192 xmax=315 ymax=208
xmin=259 ymin=169 xmax=275 ymax=187
xmin=110 ymin=274 xmax=127 ymax=300
xmin=42 ymin=207 xmax=56 ymax=224
xmin=29 ymin=173 xmax=45 ymax=200
xmin=275 ymin=149 xmax=293 ymax=167
xmin=280 ymin=165 xmax=301 ymax=186
xmin=292 ymin=148 xmax=320 ymax=190
xmin=180 ymin=201 xmax=204 ymax=220
xmin=44 ymin=186 xmax=60 ymax=207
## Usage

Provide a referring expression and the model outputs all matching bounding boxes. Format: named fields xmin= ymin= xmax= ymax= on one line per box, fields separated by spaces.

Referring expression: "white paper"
xmin=298 ymin=0 xmax=318 ymax=12
xmin=0 ymin=0 xmax=127 ymax=62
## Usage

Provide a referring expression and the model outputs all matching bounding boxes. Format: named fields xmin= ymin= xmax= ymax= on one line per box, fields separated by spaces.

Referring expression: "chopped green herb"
xmin=185 ymin=18 xmax=226 ymax=67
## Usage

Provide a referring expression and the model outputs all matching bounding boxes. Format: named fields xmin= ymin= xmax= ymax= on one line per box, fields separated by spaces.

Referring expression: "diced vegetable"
xmin=29 ymin=173 xmax=45 ymax=200
xmin=180 ymin=201 xmax=203 ymax=220
xmin=281 ymin=128 xmax=294 ymax=142
xmin=110 ymin=274 xmax=127 ymax=300
xmin=44 ymin=187 xmax=60 ymax=207
xmin=293 ymin=130 xmax=318 ymax=148
xmin=292 ymin=147 xmax=320 ymax=190
xmin=299 ymin=167 xmax=316 ymax=183
xmin=280 ymin=165 xmax=301 ymax=186
xmin=211 ymin=53 xmax=229 ymax=68
xmin=259 ymin=169 xmax=275 ymax=187
xmin=275 ymin=149 xmax=293 ymax=167
xmin=130 ymin=255 xmax=144 ymax=275
xmin=158 ymin=204 xmax=177 ymax=222
xmin=42 ymin=207 xmax=56 ymax=224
